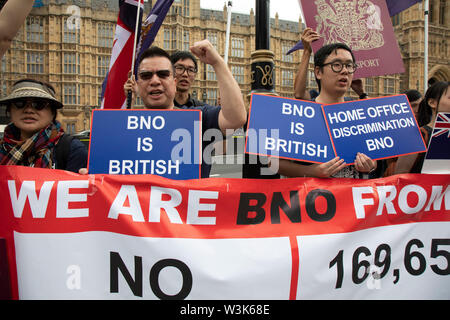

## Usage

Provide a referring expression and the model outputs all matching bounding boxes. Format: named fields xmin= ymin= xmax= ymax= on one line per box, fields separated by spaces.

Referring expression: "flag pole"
xmin=131 ymin=0 xmax=142 ymax=76
xmin=127 ymin=0 xmax=143 ymax=109
xmin=224 ymin=1 xmax=232 ymax=64
xmin=424 ymin=0 xmax=429 ymax=93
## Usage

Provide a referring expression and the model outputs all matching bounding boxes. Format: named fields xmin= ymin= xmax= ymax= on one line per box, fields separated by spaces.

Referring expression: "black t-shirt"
xmin=177 ymin=104 xmax=222 ymax=178
xmin=174 ymin=95 xmax=206 ymax=108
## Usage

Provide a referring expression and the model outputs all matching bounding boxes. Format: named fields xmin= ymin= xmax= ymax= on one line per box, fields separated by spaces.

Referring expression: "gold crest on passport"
xmin=315 ymin=0 xmax=385 ymax=50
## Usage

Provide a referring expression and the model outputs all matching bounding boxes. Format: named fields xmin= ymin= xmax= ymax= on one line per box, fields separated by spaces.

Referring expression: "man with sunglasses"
xmin=278 ymin=43 xmax=377 ymax=178
xmin=124 ymin=51 xmax=205 ymax=108
xmin=135 ymin=39 xmax=246 ymax=177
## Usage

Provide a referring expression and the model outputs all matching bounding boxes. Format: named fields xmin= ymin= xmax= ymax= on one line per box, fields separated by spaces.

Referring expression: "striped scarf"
xmin=0 ymin=121 xmax=64 ymax=168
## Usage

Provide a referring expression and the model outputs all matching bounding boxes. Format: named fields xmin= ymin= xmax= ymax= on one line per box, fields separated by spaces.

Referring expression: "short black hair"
xmin=138 ymin=46 xmax=172 ymax=70
xmin=403 ymin=89 xmax=422 ymax=103
xmin=313 ymin=43 xmax=356 ymax=91
xmin=170 ymin=51 xmax=198 ymax=70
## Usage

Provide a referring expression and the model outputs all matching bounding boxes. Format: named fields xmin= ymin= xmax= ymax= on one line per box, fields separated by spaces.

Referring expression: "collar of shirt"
xmin=174 ymin=94 xmax=205 ymax=108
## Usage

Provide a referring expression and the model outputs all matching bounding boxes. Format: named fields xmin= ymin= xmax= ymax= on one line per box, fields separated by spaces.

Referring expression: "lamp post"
xmin=424 ymin=0 xmax=429 ymax=92
xmin=250 ymin=0 xmax=276 ymax=95
xmin=243 ymin=0 xmax=279 ymax=179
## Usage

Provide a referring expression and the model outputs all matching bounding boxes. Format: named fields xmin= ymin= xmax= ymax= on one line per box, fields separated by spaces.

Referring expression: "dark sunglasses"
xmin=11 ymin=99 xmax=51 ymax=111
xmin=138 ymin=70 xmax=172 ymax=80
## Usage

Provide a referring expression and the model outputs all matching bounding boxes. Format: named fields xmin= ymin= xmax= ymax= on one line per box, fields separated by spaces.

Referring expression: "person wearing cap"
xmin=0 ymin=79 xmax=88 ymax=172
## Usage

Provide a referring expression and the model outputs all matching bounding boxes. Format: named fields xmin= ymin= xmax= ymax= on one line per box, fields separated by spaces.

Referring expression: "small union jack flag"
xmin=421 ymin=112 xmax=450 ymax=173
xmin=432 ymin=113 xmax=450 ymax=138
xmin=424 ymin=112 xmax=450 ymax=165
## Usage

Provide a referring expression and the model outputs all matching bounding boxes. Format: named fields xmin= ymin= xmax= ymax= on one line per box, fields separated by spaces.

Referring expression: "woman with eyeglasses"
xmin=0 ymin=79 xmax=87 ymax=172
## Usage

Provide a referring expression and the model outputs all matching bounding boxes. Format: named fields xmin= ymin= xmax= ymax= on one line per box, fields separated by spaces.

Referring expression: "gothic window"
xmin=282 ymin=43 xmax=294 ymax=62
xmin=97 ymin=23 xmax=114 ymax=47
xmin=27 ymin=52 xmax=44 ymax=74
xmin=232 ymin=65 xmax=245 ymax=84
xmin=26 ymin=16 xmax=44 ymax=43
xmin=231 ymin=37 xmax=244 ymax=58
xmin=281 ymin=69 xmax=293 ymax=87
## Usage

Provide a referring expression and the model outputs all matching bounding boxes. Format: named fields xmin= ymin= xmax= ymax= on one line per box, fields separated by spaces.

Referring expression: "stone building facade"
xmin=0 ymin=0 xmax=448 ymax=133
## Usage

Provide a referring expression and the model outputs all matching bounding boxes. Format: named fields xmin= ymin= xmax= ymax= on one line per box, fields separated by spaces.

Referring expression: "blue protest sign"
xmin=322 ymin=95 xmax=427 ymax=164
xmin=88 ymin=109 xmax=202 ymax=179
xmin=245 ymin=94 xmax=335 ymax=163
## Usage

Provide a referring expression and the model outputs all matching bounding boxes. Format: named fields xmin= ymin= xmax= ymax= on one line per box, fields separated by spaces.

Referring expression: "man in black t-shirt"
xmin=170 ymin=51 xmax=206 ymax=108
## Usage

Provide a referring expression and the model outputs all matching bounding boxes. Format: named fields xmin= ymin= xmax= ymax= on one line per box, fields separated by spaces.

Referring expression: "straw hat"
xmin=0 ymin=79 xmax=63 ymax=109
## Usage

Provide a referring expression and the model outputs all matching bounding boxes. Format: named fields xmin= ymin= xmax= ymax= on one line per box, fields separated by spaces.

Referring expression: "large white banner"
xmin=1 ymin=166 xmax=449 ymax=300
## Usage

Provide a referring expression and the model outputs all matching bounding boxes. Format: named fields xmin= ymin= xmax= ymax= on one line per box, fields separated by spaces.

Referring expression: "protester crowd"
xmin=0 ymin=0 xmax=448 ymax=179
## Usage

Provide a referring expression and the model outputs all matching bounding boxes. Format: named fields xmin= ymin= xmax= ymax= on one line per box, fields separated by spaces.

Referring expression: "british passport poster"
xmin=421 ymin=112 xmax=450 ymax=174
xmin=299 ymin=0 xmax=405 ymax=79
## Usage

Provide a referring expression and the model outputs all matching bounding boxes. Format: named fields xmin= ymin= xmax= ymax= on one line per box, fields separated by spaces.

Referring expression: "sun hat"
xmin=0 ymin=79 xmax=63 ymax=109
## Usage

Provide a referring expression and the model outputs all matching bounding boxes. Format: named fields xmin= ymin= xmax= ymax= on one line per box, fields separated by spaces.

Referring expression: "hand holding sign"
xmin=246 ymin=94 xmax=426 ymax=170
xmin=245 ymin=94 xmax=335 ymax=164
xmin=354 ymin=152 xmax=377 ymax=173
xmin=308 ymin=156 xmax=347 ymax=178
xmin=88 ymin=109 xmax=202 ymax=180
xmin=322 ymin=94 xmax=426 ymax=164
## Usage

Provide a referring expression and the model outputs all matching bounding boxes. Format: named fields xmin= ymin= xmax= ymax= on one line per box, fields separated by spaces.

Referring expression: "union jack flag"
xmin=423 ymin=112 xmax=450 ymax=166
xmin=101 ymin=0 xmax=173 ymax=109
xmin=101 ymin=0 xmax=144 ymax=109
xmin=431 ymin=113 xmax=450 ymax=138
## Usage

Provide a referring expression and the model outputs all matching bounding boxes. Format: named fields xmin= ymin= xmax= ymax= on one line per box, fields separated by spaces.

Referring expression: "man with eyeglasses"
xmin=313 ymin=43 xmax=360 ymax=105
xmin=170 ymin=51 xmax=206 ymax=108
xmin=294 ymin=28 xmax=367 ymax=102
xmin=134 ymin=39 xmax=246 ymax=178
xmin=278 ymin=42 xmax=377 ymax=179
